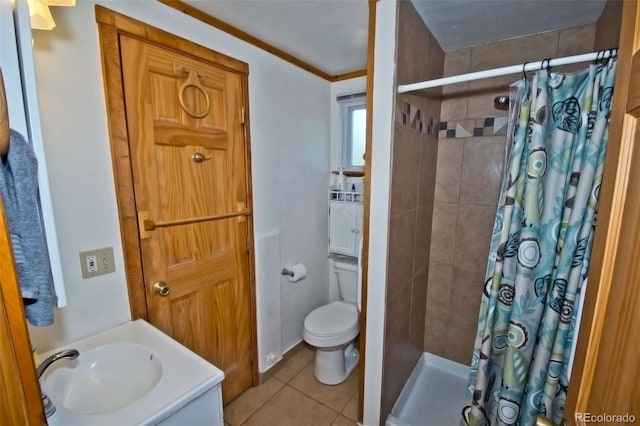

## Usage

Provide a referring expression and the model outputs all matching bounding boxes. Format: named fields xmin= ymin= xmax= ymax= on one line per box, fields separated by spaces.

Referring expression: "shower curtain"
xmin=462 ymin=58 xmax=617 ymax=426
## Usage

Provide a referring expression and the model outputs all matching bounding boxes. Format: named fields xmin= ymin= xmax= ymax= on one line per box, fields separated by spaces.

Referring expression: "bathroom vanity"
xmin=40 ymin=319 xmax=225 ymax=426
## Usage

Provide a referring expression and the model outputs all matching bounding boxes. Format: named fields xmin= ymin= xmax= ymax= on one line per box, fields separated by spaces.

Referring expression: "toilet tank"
xmin=334 ymin=258 xmax=358 ymax=307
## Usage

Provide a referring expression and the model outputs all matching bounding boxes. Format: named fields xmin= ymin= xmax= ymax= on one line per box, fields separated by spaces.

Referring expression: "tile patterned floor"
xmin=224 ymin=346 xmax=358 ymax=426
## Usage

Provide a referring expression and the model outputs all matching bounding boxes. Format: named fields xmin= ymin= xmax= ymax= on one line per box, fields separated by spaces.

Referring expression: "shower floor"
xmin=386 ymin=352 xmax=469 ymax=426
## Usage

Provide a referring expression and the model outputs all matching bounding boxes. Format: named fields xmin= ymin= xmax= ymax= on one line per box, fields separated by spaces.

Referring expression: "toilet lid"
xmin=304 ymin=301 xmax=358 ymax=337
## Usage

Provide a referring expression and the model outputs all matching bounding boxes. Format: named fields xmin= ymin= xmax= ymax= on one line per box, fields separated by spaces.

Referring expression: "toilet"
xmin=303 ymin=249 xmax=361 ymax=385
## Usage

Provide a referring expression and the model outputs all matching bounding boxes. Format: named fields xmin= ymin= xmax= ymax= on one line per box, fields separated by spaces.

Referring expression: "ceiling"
xmin=181 ymin=0 xmax=369 ymax=77
xmin=177 ymin=0 xmax=607 ymax=79
xmin=413 ymin=1 xmax=607 ymax=52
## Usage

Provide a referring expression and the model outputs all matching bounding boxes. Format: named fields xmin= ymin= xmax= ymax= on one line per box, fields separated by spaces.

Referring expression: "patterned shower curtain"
xmin=462 ymin=58 xmax=617 ymax=426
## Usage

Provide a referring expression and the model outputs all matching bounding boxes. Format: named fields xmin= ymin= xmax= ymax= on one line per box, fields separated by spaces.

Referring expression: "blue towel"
xmin=0 ymin=130 xmax=56 ymax=326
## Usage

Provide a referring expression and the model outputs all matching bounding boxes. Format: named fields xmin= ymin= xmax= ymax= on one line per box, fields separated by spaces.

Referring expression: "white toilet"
xmin=303 ymin=253 xmax=361 ymax=385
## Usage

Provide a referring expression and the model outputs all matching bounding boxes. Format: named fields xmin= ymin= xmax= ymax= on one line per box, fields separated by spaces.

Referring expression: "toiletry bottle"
xmin=336 ymin=168 xmax=345 ymax=191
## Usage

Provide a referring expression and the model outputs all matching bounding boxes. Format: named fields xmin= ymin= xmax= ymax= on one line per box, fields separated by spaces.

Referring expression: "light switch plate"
xmin=79 ymin=247 xmax=115 ymax=279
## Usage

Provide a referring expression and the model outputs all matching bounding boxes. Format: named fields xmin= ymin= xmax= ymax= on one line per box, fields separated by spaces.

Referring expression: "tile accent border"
xmin=438 ymin=116 xmax=509 ymax=139
xmin=395 ymin=98 xmax=440 ymax=138
xmin=394 ymin=97 xmax=509 ymax=140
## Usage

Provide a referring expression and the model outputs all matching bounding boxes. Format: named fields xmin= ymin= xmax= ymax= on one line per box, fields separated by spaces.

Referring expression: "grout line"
xmin=288 ymin=369 xmax=359 ymax=417
xmin=329 ymin=410 xmax=341 ymax=426
xmin=341 ymin=393 xmax=359 ymax=422
xmin=273 ymin=348 xmax=314 ymax=383
xmin=448 ymin=203 xmax=460 ymax=327
xmin=287 ymin=384 xmax=344 ymax=420
xmin=409 ymin=192 xmax=421 ymax=335
xmin=247 ymin=354 xmax=358 ymax=423
xmin=238 ymin=384 xmax=289 ymax=426
xmin=226 ymin=377 xmax=288 ymax=425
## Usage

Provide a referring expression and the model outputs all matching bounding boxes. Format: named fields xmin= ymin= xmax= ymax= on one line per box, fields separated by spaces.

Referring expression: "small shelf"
xmin=331 ymin=170 xmax=365 ymax=177
xmin=329 ymin=190 xmax=364 ymax=203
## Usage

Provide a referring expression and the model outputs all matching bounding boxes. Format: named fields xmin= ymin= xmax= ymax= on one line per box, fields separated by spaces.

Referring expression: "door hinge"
xmin=246 ymin=237 xmax=251 ymax=254
xmin=240 ymin=106 xmax=245 ymax=125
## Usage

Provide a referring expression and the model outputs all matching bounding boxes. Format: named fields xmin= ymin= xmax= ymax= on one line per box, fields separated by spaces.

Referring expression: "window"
xmin=339 ymin=93 xmax=366 ymax=170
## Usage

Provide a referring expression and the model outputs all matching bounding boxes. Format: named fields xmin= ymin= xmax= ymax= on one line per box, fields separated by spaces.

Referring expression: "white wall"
xmin=364 ymin=0 xmax=397 ymax=424
xmin=27 ymin=0 xmax=331 ymax=362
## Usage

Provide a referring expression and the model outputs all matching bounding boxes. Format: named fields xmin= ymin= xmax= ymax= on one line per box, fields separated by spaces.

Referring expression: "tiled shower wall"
xmin=425 ymin=24 xmax=600 ymax=365
xmin=594 ymin=0 xmax=623 ymax=51
xmin=380 ymin=0 xmax=444 ymax=420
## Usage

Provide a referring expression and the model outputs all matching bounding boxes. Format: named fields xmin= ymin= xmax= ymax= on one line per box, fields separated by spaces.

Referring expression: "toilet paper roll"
xmin=287 ymin=263 xmax=307 ymax=283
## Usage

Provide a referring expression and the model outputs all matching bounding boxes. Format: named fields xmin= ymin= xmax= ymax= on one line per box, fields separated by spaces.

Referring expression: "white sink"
xmin=40 ymin=320 xmax=225 ymax=426
xmin=43 ymin=342 xmax=163 ymax=414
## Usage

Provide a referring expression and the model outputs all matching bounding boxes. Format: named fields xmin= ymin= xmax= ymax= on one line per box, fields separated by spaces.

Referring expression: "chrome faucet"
xmin=37 ymin=349 xmax=79 ymax=418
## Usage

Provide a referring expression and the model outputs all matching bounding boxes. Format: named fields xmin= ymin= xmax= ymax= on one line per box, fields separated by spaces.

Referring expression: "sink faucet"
xmin=36 ymin=349 xmax=79 ymax=418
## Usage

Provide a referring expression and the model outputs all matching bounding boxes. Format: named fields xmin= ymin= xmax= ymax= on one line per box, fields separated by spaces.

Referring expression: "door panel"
xmin=330 ymin=203 xmax=357 ymax=255
xmin=119 ymin=34 xmax=253 ymax=404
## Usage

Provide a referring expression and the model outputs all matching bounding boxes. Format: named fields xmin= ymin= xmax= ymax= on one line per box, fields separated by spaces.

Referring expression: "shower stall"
xmin=363 ymin=0 xmax=623 ymax=425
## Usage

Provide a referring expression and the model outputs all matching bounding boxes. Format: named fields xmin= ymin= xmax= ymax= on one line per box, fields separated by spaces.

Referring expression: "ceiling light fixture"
xmin=27 ymin=0 xmax=76 ymax=31
xmin=44 ymin=0 xmax=75 ymax=5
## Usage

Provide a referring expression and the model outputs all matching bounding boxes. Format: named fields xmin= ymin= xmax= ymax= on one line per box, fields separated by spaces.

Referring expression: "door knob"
xmin=535 ymin=415 xmax=552 ymax=426
xmin=152 ymin=281 xmax=170 ymax=297
xmin=536 ymin=415 xmax=563 ymax=426
xmin=192 ymin=152 xmax=212 ymax=163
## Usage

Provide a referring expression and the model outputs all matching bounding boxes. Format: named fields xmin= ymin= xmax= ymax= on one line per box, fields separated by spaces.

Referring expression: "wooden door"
xmin=0 ymin=196 xmax=46 ymax=425
xmin=119 ymin=34 xmax=253 ymax=404
xmin=565 ymin=1 xmax=640 ymax=424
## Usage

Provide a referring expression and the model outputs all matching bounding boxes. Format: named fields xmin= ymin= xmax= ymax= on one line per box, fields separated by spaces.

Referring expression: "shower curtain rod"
xmin=397 ymin=49 xmax=617 ymax=94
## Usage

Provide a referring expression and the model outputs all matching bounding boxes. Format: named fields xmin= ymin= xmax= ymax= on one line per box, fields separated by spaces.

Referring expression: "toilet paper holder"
xmin=281 ymin=268 xmax=294 ymax=277
xmin=281 ymin=263 xmax=307 ymax=283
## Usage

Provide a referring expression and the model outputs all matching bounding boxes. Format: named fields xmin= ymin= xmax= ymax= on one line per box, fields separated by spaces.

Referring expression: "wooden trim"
xmin=331 ymin=170 xmax=365 ymax=177
xmin=157 ymin=0 xmax=339 ymax=81
xmin=137 ymin=209 xmax=252 ymax=240
xmin=358 ymin=0 xmax=377 ymax=422
xmin=142 ymin=209 xmax=251 ymax=231
xmin=157 ymin=0 xmax=366 ymax=82
xmin=565 ymin=0 xmax=636 ymax=420
xmin=95 ymin=6 xmax=259 ymax=384
xmin=96 ymin=14 xmax=148 ymax=321
xmin=95 ymin=6 xmax=249 ymax=75
xmin=0 ymin=198 xmax=46 ymax=425
xmin=241 ymin=69 xmax=260 ymax=386
xmin=332 ymin=69 xmax=368 ymax=82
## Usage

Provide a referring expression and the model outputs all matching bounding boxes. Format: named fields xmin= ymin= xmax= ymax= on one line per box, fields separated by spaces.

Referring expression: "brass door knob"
xmin=192 ymin=152 xmax=212 ymax=163
xmin=152 ymin=281 xmax=170 ymax=297
xmin=536 ymin=415 xmax=565 ymax=426
xmin=535 ymin=415 xmax=553 ymax=426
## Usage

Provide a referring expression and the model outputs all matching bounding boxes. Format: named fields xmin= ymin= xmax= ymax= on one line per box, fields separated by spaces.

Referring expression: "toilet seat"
xmin=303 ymin=301 xmax=359 ymax=347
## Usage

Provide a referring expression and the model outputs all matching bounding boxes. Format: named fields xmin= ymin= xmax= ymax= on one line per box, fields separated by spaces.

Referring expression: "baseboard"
xmin=257 ymin=340 xmax=308 ymax=384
